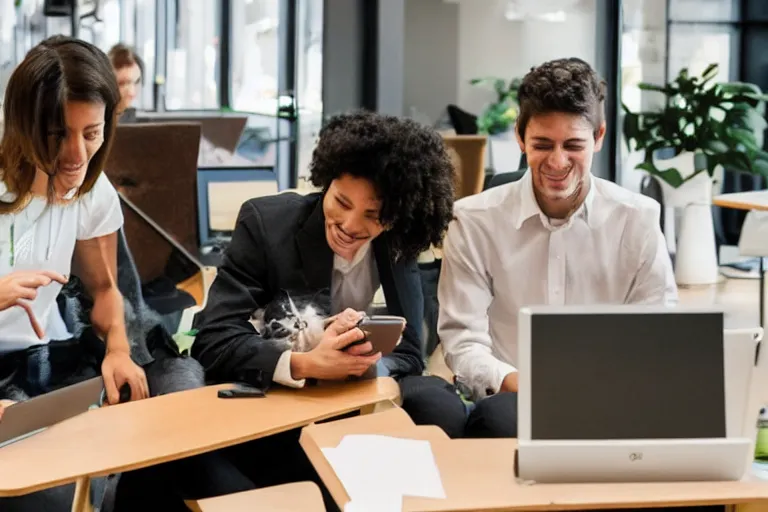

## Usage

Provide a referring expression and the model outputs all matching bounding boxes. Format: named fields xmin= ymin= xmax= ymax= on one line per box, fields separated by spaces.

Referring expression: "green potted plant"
xmin=622 ymin=63 xmax=768 ymax=286
xmin=470 ymin=76 xmax=523 ymax=172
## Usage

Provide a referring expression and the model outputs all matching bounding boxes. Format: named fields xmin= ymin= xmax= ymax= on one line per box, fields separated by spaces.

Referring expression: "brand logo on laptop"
xmin=629 ymin=452 xmax=643 ymax=462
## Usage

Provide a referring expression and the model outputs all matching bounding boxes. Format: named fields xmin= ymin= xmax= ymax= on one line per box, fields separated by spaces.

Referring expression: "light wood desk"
xmin=714 ymin=191 xmax=768 ymax=212
xmin=301 ymin=407 xmax=768 ymax=512
xmin=0 ymin=377 xmax=399 ymax=512
xmin=187 ymin=481 xmax=324 ymax=512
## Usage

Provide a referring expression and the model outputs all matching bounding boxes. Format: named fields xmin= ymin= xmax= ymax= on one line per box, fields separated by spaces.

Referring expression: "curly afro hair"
xmin=308 ymin=110 xmax=455 ymax=262
xmin=516 ymin=57 xmax=607 ymax=141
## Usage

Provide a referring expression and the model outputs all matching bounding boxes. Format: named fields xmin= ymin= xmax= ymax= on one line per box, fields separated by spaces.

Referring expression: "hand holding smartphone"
xmin=344 ymin=315 xmax=406 ymax=356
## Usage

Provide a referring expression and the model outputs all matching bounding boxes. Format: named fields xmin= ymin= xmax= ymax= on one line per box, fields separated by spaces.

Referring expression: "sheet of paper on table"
xmin=321 ymin=434 xmax=446 ymax=512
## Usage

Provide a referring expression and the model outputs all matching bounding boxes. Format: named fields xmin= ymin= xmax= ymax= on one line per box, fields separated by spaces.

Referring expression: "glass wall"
xmin=78 ymin=0 xmax=122 ymax=52
xmin=619 ymin=0 xmax=667 ymax=191
xmin=618 ymin=0 xmax=744 ymax=190
xmin=120 ymin=0 xmax=157 ymax=110
xmin=1 ymin=0 xmax=322 ymax=187
xmin=165 ymin=0 xmax=220 ymax=110
xmin=230 ymin=0 xmax=280 ymax=115
xmin=295 ymin=0 xmax=323 ymax=180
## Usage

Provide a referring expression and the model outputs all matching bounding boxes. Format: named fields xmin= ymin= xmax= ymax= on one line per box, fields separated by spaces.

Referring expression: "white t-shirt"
xmin=0 ymin=173 xmax=124 ymax=352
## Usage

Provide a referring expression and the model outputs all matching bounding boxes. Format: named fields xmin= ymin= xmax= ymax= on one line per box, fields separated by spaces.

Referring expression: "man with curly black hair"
xmin=190 ymin=110 xmax=455 ymax=506
xmin=400 ymin=58 xmax=677 ymax=439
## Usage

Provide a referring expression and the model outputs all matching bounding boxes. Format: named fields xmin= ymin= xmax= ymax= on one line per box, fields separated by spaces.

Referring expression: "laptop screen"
xmin=530 ymin=311 xmax=725 ymax=440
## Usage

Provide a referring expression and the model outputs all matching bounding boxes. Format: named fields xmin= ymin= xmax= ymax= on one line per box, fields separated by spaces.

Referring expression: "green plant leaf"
xmin=624 ymin=64 xmax=768 ymax=183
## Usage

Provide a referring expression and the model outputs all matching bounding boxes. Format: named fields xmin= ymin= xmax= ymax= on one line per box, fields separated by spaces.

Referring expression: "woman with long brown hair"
xmin=0 ymin=36 xmax=254 ymax=511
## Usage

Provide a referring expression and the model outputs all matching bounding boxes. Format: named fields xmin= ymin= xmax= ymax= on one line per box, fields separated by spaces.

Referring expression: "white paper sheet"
xmin=322 ymin=434 xmax=446 ymax=511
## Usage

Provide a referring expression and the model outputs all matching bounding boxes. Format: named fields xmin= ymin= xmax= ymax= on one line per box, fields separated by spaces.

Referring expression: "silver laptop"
xmin=516 ymin=305 xmax=753 ymax=483
xmin=0 ymin=377 xmax=104 ymax=448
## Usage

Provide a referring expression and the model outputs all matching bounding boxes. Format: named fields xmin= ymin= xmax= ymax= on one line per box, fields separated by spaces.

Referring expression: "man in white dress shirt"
xmin=400 ymin=57 xmax=677 ymax=439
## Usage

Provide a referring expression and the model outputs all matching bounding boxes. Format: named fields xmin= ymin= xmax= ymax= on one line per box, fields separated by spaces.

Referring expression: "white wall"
xmin=404 ymin=0 xmax=598 ymax=125
xmin=404 ymin=0 xmax=459 ymax=123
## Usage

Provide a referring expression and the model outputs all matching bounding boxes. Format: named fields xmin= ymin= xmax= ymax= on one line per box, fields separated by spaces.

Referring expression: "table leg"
xmin=70 ymin=476 xmax=92 ymax=512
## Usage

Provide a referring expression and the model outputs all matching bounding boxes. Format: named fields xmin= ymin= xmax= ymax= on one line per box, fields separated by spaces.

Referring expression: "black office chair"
xmin=446 ymin=104 xmax=478 ymax=135
xmin=486 ymin=168 xmax=527 ymax=189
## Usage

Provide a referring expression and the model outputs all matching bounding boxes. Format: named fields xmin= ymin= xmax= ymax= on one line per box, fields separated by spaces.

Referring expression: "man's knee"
xmin=465 ymin=392 xmax=518 ymax=438
xmin=400 ymin=375 xmax=468 ymax=438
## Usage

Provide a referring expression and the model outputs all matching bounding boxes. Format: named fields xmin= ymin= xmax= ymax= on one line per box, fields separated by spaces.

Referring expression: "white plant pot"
xmin=488 ymin=131 xmax=523 ymax=173
xmin=654 ymin=153 xmax=719 ymax=286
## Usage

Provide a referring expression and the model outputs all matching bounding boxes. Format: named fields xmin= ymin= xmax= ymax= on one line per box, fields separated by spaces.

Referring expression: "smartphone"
xmin=217 ymin=385 xmax=267 ymax=399
xmin=345 ymin=315 xmax=406 ymax=356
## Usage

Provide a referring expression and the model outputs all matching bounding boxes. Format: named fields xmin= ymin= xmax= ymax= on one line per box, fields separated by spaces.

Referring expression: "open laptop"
xmin=516 ymin=305 xmax=753 ymax=483
xmin=0 ymin=377 xmax=104 ymax=448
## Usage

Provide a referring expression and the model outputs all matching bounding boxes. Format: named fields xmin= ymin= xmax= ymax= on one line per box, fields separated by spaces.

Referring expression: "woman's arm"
xmin=191 ymin=200 xmax=288 ymax=388
xmin=74 ymin=232 xmax=127 ymax=350
xmin=74 ymin=232 xmax=149 ymax=403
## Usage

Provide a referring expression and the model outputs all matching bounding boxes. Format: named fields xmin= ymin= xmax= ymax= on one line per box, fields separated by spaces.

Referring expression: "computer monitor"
xmin=517 ymin=305 xmax=726 ymax=442
xmin=197 ymin=167 xmax=279 ymax=247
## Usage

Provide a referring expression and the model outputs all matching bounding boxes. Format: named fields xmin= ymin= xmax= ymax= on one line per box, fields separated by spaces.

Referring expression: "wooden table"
xmin=187 ymin=481 xmax=324 ymax=512
xmin=300 ymin=407 xmax=768 ymax=512
xmin=713 ymin=191 xmax=768 ymax=212
xmin=713 ymin=190 xmax=768 ymax=326
xmin=0 ymin=377 xmax=399 ymax=512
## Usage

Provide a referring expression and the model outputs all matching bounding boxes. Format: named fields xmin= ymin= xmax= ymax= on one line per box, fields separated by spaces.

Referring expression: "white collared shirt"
xmin=439 ymin=171 xmax=677 ymax=399
xmin=274 ymin=241 xmax=380 ymax=388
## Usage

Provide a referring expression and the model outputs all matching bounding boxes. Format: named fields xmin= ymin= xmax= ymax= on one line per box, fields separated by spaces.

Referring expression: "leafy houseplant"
xmin=622 ymin=63 xmax=768 ymax=188
xmin=470 ymin=77 xmax=522 ymax=135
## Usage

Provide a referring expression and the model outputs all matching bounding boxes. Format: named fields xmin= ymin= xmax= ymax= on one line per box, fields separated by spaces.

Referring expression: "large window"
xmin=1 ymin=0 xmax=324 ymax=186
xmin=165 ymin=0 xmax=220 ymax=110
xmin=295 ymin=0 xmax=323 ymax=179
xmin=668 ymin=0 xmax=738 ymax=82
xmin=618 ymin=0 xmax=744 ymax=190
xmin=230 ymin=0 xmax=280 ymax=115
xmin=78 ymin=0 xmax=121 ymax=52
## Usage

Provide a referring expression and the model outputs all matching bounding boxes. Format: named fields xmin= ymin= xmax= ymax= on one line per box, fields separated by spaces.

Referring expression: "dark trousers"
xmin=113 ymin=423 xmax=342 ymax=512
xmin=0 ymin=329 xmax=256 ymax=512
xmin=400 ymin=375 xmax=518 ymax=438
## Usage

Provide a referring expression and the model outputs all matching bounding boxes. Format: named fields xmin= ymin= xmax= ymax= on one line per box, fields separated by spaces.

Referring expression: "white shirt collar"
xmin=513 ymin=169 xmax=596 ymax=231
xmin=333 ymin=240 xmax=372 ymax=275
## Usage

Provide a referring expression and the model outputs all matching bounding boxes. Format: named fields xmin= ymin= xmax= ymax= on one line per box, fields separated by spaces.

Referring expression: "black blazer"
xmin=191 ymin=192 xmax=425 ymax=389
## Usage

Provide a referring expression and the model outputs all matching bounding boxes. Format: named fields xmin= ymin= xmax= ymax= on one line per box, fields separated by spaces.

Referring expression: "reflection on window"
xmin=296 ymin=0 xmax=323 ymax=179
xmin=668 ymin=26 xmax=734 ymax=82
xmin=619 ymin=0 xmax=668 ymax=191
xmin=79 ymin=0 xmax=121 ymax=52
xmin=230 ymin=0 xmax=279 ymax=115
xmin=669 ymin=0 xmax=738 ymax=22
xmin=166 ymin=0 xmax=220 ymax=110
xmin=110 ymin=0 xmax=156 ymax=110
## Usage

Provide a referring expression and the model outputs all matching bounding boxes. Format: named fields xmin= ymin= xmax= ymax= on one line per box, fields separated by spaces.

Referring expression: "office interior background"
xmin=0 ymin=0 xmax=766 ymax=256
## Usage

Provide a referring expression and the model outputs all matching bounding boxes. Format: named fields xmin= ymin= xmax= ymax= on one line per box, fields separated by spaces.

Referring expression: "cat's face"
xmin=251 ymin=290 xmax=331 ymax=352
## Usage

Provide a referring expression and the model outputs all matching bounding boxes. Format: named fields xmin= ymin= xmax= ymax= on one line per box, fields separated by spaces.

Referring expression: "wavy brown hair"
xmin=0 ymin=35 xmax=120 ymax=213
xmin=108 ymin=43 xmax=145 ymax=76
xmin=516 ymin=57 xmax=607 ymax=142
